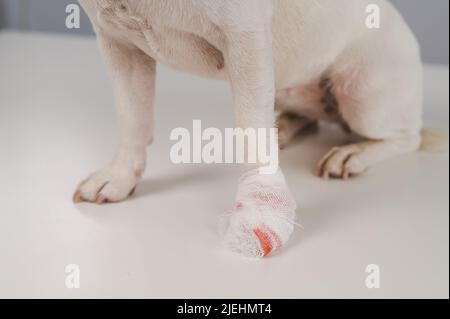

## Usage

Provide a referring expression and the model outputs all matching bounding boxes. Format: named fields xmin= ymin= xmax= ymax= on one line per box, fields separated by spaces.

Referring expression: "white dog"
xmin=74 ymin=0 xmax=445 ymax=257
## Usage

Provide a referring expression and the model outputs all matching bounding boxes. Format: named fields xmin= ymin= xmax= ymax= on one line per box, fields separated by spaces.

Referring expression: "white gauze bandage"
xmin=220 ymin=169 xmax=298 ymax=258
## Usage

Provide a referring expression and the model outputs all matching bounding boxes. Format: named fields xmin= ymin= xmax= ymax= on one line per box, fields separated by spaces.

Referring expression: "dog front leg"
xmin=74 ymin=32 xmax=156 ymax=204
xmin=220 ymin=27 xmax=298 ymax=257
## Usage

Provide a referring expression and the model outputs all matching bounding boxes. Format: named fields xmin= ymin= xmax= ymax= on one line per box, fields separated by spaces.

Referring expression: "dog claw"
xmin=95 ymin=194 xmax=108 ymax=205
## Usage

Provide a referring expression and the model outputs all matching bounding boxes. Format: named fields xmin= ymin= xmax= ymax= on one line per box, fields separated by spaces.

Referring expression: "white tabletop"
xmin=0 ymin=31 xmax=448 ymax=299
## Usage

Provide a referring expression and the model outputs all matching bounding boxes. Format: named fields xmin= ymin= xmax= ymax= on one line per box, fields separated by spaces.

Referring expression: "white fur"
xmin=75 ymin=0 xmax=430 ymax=256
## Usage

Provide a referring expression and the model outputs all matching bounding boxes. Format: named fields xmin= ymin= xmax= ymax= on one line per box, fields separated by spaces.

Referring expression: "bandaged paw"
xmin=221 ymin=169 xmax=297 ymax=258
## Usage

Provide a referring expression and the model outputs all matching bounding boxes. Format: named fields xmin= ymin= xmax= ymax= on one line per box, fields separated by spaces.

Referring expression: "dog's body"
xmin=76 ymin=0 xmax=426 ymax=257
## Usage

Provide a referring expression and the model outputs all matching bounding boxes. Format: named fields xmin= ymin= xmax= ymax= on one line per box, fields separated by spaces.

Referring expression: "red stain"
xmin=267 ymin=227 xmax=283 ymax=249
xmin=235 ymin=202 xmax=244 ymax=210
xmin=253 ymin=228 xmax=273 ymax=257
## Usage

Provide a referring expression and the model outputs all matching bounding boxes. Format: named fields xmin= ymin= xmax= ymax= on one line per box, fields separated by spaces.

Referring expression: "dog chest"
xmin=84 ymin=0 xmax=226 ymax=78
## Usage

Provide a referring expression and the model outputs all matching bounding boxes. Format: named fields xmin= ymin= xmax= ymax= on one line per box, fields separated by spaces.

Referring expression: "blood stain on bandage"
xmin=253 ymin=228 xmax=273 ymax=256
xmin=253 ymin=225 xmax=283 ymax=257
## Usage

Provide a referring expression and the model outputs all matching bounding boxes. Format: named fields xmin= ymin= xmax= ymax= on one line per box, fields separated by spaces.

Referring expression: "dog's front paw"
xmin=73 ymin=164 xmax=144 ymax=204
xmin=221 ymin=169 xmax=297 ymax=258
